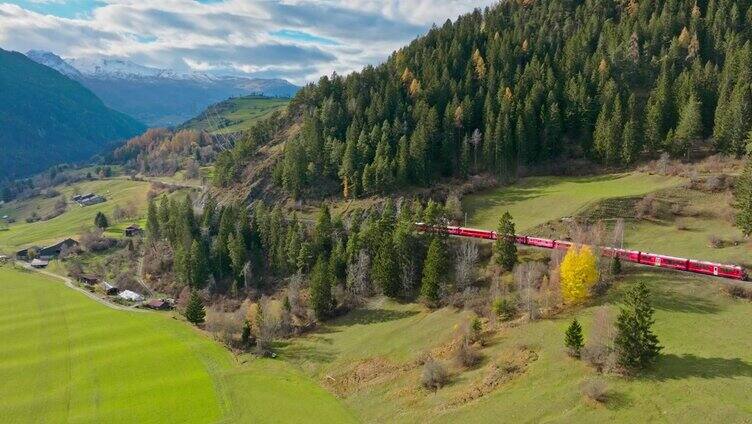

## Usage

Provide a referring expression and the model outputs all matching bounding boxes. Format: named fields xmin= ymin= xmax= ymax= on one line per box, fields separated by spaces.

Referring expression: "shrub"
xmin=453 ymin=338 xmax=482 ymax=368
xmin=421 ymin=359 xmax=449 ymax=391
xmin=580 ymin=378 xmax=609 ymax=403
xmin=493 ymin=297 xmax=516 ymax=321
xmin=708 ymin=234 xmax=723 ymax=248
xmin=722 ymin=283 xmax=752 ymax=301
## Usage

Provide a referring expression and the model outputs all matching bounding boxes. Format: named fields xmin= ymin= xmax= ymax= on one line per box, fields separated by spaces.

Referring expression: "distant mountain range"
xmin=26 ymin=50 xmax=300 ymax=127
xmin=0 ymin=48 xmax=145 ymax=180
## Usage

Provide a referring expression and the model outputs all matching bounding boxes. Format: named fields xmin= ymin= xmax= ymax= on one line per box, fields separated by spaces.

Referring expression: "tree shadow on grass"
xmin=649 ymin=289 xmax=722 ymax=314
xmin=275 ymin=340 xmax=337 ymax=364
xmin=605 ymin=391 xmax=633 ymax=411
xmin=644 ymin=354 xmax=752 ymax=381
xmin=331 ymin=308 xmax=418 ymax=327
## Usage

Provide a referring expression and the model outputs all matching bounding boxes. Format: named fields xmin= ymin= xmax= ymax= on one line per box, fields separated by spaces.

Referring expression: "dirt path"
xmin=16 ymin=261 xmax=145 ymax=313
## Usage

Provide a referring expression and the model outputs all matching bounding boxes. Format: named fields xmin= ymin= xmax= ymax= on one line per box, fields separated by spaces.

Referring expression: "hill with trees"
xmin=0 ymin=48 xmax=145 ymax=181
xmin=213 ymin=0 xmax=752 ymax=199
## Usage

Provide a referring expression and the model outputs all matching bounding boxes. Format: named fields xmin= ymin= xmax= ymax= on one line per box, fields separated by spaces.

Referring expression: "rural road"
xmin=16 ymin=261 xmax=145 ymax=313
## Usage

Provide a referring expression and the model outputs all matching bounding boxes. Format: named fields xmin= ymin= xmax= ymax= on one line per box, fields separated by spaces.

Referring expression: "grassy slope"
xmin=0 ymin=179 xmax=151 ymax=251
xmin=181 ymin=96 xmax=288 ymax=135
xmin=622 ymin=187 xmax=750 ymax=266
xmin=0 ymin=265 xmax=354 ymax=423
xmin=274 ymin=272 xmax=752 ymax=423
xmin=463 ymin=173 xmax=683 ymax=231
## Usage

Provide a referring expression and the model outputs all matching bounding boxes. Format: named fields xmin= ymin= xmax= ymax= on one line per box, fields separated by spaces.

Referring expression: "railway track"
xmin=416 ymin=223 xmax=748 ymax=281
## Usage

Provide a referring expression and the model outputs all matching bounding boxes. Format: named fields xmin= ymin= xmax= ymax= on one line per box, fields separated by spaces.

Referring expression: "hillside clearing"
xmin=463 ymin=173 xmax=683 ymax=231
xmin=181 ymin=96 xmax=289 ymax=135
xmin=0 ymin=265 xmax=354 ymax=423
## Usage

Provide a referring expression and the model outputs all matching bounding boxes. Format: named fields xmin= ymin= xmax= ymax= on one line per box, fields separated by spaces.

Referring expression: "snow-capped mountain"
xmin=25 ymin=50 xmax=299 ymax=127
xmin=25 ymin=50 xmax=82 ymax=79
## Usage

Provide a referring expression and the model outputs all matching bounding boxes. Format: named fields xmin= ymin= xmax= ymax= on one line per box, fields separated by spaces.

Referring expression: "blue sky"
xmin=0 ymin=0 xmax=496 ymax=83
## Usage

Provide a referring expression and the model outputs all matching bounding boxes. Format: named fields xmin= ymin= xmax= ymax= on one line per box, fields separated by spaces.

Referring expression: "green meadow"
xmin=0 ymin=265 xmax=354 ymax=423
xmin=0 ymin=179 xmax=151 ymax=252
xmin=181 ymin=96 xmax=289 ymax=135
xmin=463 ymin=173 xmax=683 ymax=231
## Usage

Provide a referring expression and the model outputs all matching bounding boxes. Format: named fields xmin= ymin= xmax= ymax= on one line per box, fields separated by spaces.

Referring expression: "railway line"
xmin=416 ymin=223 xmax=748 ymax=281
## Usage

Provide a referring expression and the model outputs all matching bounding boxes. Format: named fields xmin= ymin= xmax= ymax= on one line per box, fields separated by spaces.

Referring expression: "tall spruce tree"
xmin=185 ymin=291 xmax=206 ymax=325
xmin=564 ymin=319 xmax=584 ymax=358
xmin=494 ymin=211 xmax=517 ymax=271
xmin=614 ymin=282 xmax=662 ymax=371
xmin=420 ymin=238 xmax=446 ymax=304
xmin=373 ymin=234 xmax=400 ymax=298
xmin=310 ymin=255 xmax=333 ymax=320
xmin=146 ymin=198 xmax=160 ymax=242
xmin=734 ymin=157 xmax=752 ymax=237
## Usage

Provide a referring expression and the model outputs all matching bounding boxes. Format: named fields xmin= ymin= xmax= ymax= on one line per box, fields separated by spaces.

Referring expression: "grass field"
xmin=0 ymin=265 xmax=354 ymax=423
xmin=181 ymin=96 xmax=289 ymax=135
xmin=272 ymin=270 xmax=752 ymax=423
xmin=463 ymin=173 xmax=683 ymax=231
xmin=0 ymin=179 xmax=152 ymax=252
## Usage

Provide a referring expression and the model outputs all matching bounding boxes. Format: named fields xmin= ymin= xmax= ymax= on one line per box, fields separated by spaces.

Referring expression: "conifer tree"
xmin=146 ymin=198 xmax=160 ymax=242
xmin=614 ymin=282 xmax=661 ymax=371
xmin=185 ymin=291 xmax=206 ymax=325
xmin=734 ymin=157 xmax=752 ymax=237
xmin=313 ymin=205 xmax=333 ymax=256
xmin=94 ymin=212 xmax=109 ymax=229
xmin=189 ymin=239 xmax=208 ymax=289
xmin=564 ymin=319 xmax=584 ymax=357
xmin=421 ymin=238 xmax=446 ymax=304
xmin=310 ymin=255 xmax=333 ymax=320
xmin=373 ymin=234 xmax=400 ymax=298
xmin=673 ymin=93 xmax=703 ymax=157
xmin=228 ymin=234 xmax=247 ymax=284
xmin=494 ymin=211 xmax=517 ymax=271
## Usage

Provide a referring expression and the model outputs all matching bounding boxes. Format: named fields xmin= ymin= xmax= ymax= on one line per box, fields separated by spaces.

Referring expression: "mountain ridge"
xmin=0 ymin=48 xmax=145 ymax=180
xmin=25 ymin=50 xmax=300 ymax=126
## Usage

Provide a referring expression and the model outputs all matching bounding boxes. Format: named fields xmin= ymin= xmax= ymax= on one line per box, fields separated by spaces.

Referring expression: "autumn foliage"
xmin=559 ymin=246 xmax=598 ymax=304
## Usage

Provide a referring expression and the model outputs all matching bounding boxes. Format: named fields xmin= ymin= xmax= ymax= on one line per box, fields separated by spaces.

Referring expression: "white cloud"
xmin=0 ymin=0 xmax=496 ymax=84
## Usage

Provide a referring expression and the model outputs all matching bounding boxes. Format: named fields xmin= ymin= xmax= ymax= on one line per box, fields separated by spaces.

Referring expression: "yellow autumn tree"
xmin=471 ymin=48 xmax=486 ymax=79
xmin=559 ymin=245 xmax=599 ymax=304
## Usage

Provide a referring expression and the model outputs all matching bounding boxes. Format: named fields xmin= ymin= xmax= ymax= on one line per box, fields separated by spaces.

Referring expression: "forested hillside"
xmin=0 ymin=49 xmax=145 ymax=180
xmin=214 ymin=0 xmax=752 ymax=198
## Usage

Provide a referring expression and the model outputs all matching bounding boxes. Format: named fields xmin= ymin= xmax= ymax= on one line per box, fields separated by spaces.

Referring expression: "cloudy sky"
xmin=0 ymin=0 xmax=496 ymax=84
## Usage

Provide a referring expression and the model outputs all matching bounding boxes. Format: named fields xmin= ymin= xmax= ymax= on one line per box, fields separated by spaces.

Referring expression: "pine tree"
xmin=313 ymin=205 xmax=333 ymax=256
xmin=94 ymin=212 xmax=109 ymax=229
xmin=189 ymin=239 xmax=208 ymax=289
xmin=146 ymin=198 xmax=160 ymax=242
xmin=614 ymin=282 xmax=662 ymax=371
xmin=373 ymin=234 xmax=400 ymax=298
xmin=564 ymin=319 xmax=584 ymax=357
xmin=185 ymin=291 xmax=206 ymax=325
xmin=310 ymin=255 xmax=333 ymax=320
xmin=673 ymin=93 xmax=703 ymax=157
xmin=228 ymin=234 xmax=247 ymax=284
xmin=420 ymin=238 xmax=446 ymax=305
xmin=493 ymin=211 xmax=517 ymax=271
xmin=734 ymin=157 xmax=752 ymax=237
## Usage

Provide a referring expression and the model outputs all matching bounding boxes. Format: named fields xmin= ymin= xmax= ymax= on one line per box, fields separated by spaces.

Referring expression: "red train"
xmin=415 ymin=223 xmax=748 ymax=281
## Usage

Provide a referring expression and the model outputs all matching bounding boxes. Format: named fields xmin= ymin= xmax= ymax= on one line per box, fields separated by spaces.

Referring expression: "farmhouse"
xmin=145 ymin=299 xmax=171 ymax=310
xmin=73 ymin=193 xmax=106 ymax=207
xmin=102 ymin=282 xmax=118 ymax=295
xmin=124 ymin=225 xmax=143 ymax=237
xmin=78 ymin=274 xmax=99 ymax=285
xmin=38 ymin=238 xmax=78 ymax=259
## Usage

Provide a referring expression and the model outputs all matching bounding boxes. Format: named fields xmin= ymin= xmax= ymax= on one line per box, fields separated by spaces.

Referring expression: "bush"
xmin=722 ymin=283 xmax=752 ymax=300
xmin=421 ymin=359 xmax=449 ymax=391
xmin=453 ymin=338 xmax=482 ymax=368
xmin=580 ymin=378 xmax=609 ymax=403
xmin=493 ymin=297 xmax=516 ymax=321
xmin=708 ymin=234 xmax=723 ymax=248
